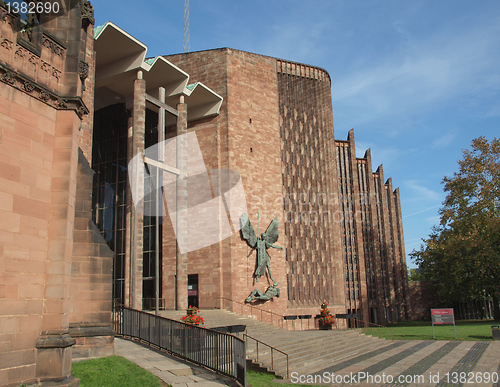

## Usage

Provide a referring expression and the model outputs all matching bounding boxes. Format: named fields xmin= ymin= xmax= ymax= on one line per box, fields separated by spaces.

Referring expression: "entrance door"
xmin=187 ymin=274 xmax=199 ymax=308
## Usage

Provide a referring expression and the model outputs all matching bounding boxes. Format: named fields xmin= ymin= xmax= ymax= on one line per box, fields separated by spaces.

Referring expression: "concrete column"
xmin=176 ymin=97 xmax=188 ymax=310
xmin=382 ymin=177 xmax=397 ymax=323
xmin=130 ymin=71 xmax=146 ymax=309
xmin=394 ymin=188 xmax=411 ymax=319
xmin=124 ymin=116 xmax=133 ymax=307
xmin=386 ymin=178 xmax=401 ymax=319
xmin=375 ymin=166 xmax=396 ymax=324
xmin=347 ymin=130 xmax=369 ymax=323
xmin=329 ymin=143 xmax=347 ymax=322
xmin=368 ymin=162 xmax=385 ymax=325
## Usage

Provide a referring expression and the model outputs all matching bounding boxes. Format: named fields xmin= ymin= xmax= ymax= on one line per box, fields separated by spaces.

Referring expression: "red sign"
xmin=431 ymin=308 xmax=455 ymax=324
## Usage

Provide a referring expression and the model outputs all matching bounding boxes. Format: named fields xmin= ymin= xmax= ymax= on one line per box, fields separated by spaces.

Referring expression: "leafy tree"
xmin=411 ymin=137 xmax=500 ymax=319
xmin=407 ymin=268 xmax=425 ymax=281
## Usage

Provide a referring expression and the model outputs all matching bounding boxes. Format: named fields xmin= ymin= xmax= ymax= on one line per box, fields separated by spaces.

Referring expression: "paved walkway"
xmin=305 ymin=339 xmax=500 ymax=387
xmin=116 ymin=336 xmax=499 ymax=387
xmin=114 ymin=337 xmax=240 ymax=387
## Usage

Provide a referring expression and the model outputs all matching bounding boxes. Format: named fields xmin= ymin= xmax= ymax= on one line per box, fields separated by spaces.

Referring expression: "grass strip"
xmin=362 ymin=319 xmax=499 ymax=341
xmin=72 ymin=355 xmax=164 ymax=387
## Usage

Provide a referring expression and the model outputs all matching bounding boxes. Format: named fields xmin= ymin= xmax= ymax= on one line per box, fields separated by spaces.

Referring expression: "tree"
xmin=407 ymin=268 xmax=425 ymax=281
xmin=411 ymin=137 xmax=500 ymax=319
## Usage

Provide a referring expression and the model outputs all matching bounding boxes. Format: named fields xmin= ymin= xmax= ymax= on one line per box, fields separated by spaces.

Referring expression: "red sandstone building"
xmin=91 ymin=40 xmax=411 ymax=324
xmin=159 ymin=49 xmax=411 ymax=325
xmin=0 ymin=2 xmax=410 ymax=385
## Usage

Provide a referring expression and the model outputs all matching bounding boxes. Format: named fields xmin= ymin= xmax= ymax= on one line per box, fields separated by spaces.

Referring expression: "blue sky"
xmin=93 ymin=1 xmax=500 ymax=268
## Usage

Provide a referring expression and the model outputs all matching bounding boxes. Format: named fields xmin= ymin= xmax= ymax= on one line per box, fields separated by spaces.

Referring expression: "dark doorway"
xmin=188 ymin=274 xmax=199 ymax=308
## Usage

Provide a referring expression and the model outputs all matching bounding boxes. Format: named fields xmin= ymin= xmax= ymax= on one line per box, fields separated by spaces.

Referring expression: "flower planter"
xmin=319 ymin=322 xmax=332 ymax=330
xmin=181 ymin=309 xmax=204 ymax=326
xmin=317 ymin=302 xmax=335 ymax=330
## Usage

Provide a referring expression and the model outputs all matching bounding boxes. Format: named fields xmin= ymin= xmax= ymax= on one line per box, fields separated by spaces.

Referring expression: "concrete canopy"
xmin=94 ymin=22 xmax=222 ymax=124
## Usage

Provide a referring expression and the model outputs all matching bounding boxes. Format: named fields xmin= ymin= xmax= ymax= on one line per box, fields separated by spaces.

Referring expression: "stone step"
xmin=291 ymin=339 xmax=392 ymax=376
xmin=245 ymin=335 xmax=366 ymax=363
xmin=260 ymin=336 xmax=380 ymax=366
xmin=248 ymin=334 xmax=379 ymax=369
xmin=157 ymin=308 xmax=386 ymax=380
xmin=249 ymin=336 xmax=389 ymax=379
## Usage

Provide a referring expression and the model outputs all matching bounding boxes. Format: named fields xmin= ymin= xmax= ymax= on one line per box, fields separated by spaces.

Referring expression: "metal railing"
xmin=113 ymin=305 xmax=246 ymax=386
xmin=244 ymin=333 xmax=289 ymax=379
xmin=354 ymin=318 xmax=394 ymax=340
xmin=214 ymin=297 xmax=286 ymax=328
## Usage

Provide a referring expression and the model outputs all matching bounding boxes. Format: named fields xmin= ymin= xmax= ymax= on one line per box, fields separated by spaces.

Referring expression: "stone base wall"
xmin=69 ymin=150 xmax=114 ymax=358
xmin=70 ymin=324 xmax=114 ymax=360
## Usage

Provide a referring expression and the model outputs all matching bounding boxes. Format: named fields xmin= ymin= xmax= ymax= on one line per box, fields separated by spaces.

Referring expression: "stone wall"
xmin=0 ymin=2 xmax=112 ymax=385
xmin=165 ymin=49 xmax=412 ymax=326
xmin=162 ymin=49 xmax=228 ymax=311
xmin=166 ymin=49 xmax=287 ymax=316
xmin=69 ymin=151 xmax=114 ymax=360
xmin=277 ymin=59 xmax=343 ymax=315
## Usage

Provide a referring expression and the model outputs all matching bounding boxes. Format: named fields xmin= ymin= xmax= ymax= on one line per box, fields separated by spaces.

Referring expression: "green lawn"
xmin=247 ymin=370 xmax=316 ymax=387
xmin=72 ymin=355 xmax=164 ymax=387
xmin=361 ymin=320 xmax=500 ymax=341
xmin=72 ymin=356 xmax=299 ymax=387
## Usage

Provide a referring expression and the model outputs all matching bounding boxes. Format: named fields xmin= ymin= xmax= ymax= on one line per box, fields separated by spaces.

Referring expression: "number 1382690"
xmin=7 ymin=2 xmax=60 ymax=15
xmin=445 ymin=372 xmax=498 ymax=384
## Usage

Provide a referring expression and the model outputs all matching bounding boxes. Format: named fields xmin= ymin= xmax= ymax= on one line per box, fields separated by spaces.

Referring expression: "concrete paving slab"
xmin=114 ymin=337 xmax=240 ymax=386
xmin=170 ymin=368 xmax=195 ymax=376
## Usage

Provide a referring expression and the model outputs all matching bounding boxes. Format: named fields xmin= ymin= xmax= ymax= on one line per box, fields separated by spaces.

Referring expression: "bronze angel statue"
xmin=240 ymin=213 xmax=283 ymax=283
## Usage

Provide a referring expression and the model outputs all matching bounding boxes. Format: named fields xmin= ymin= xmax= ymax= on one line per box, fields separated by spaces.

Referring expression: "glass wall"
xmin=92 ymin=104 xmax=128 ymax=303
xmin=92 ymin=104 xmax=162 ymax=307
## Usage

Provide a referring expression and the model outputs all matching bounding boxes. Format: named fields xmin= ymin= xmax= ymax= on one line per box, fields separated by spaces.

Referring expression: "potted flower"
xmin=318 ymin=302 xmax=335 ymax=330
xmin=186 ymin=305 xmax=199 ymax=315
xmin=181 ymin=313 xmax=204 ymax=326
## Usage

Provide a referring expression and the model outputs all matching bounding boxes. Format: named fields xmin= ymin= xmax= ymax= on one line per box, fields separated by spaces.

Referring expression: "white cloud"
xmin=431 ymin=133 xmax=456 ymax=149
xmin=404 ymin=180 xmax=442 ymax=202
xmin=332 ymin=14 xmax=500 ymax=129
xmin=425 ymin=215 xmax=441 ymax=226
xmin=403 ymin=204 xmax=442 ymax=218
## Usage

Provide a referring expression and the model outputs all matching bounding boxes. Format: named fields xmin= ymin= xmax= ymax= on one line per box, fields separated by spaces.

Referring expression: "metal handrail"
xmin=244 ymin=333 xmax=289 ymax=379
xmin=112 ymin=304 xmax=246 ymax=385
xmin=355 ymin=318 xmax=393 ymax=340
xmin=214 ymin=297 xmax=286 ymax=328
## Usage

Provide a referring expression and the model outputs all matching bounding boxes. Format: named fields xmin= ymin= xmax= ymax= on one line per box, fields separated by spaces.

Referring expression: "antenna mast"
xmin=183 ymin=0 xmax=190 ymax=53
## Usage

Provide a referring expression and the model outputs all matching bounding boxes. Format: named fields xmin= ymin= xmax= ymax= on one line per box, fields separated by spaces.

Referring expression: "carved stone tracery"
xmin=1 ymin=71 xmax=15 ymax=84
xmin=81 ymin=0 xmax=95 ymax=26
xmin=78 ymin=60 xmax=89 ymax=81
xmin=0 ymin=1 xmax=90 ymax=118
xmin=42 ymin=37 xmax=65 ymax=57
xmin=52 ymin=68 xmax=61 ymax=81
xmin=0 ymin=65 xmax=89 ymax=118
xmin=1 ymin=38 xmax=12 ymax=50
xmin=23 ymin=80 xmax=35 ymax=92
xmin=15 ymin=47 xmax=26 ymax=59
